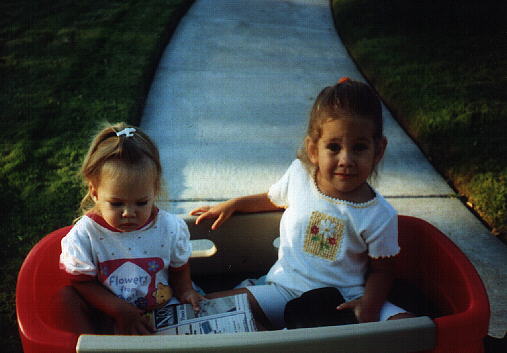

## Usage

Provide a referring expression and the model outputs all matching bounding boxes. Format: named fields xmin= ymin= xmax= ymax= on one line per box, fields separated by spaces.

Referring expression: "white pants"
xmin=245 ymin=283 xmax=407 ymax=329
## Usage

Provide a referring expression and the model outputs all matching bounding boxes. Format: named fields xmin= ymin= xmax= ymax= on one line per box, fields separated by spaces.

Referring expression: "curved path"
xmin=141 ymin=0 xmax=506 ymax=338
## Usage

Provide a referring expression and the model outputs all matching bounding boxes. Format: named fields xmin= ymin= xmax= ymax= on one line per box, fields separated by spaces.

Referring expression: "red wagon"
xmin=16 ymin=214 xmax=489 ymax=352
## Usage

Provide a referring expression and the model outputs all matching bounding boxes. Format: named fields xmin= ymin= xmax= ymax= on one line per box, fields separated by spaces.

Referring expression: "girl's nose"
xmin=338 ymin=149 xmax=354 ymax=166
xmin=122 ymin=206 xmax=136 ymax=218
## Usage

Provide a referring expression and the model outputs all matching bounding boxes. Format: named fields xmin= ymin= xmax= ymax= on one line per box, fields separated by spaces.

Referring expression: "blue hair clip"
xmin=116 ymin=127 xmax=136 ymax=137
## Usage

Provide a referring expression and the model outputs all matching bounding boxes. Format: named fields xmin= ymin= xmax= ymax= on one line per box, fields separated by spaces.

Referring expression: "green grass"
xmin=0 ymin=0 xmax=192 ymax=351
xmin=332 ymin=0 xmax=507 ymax=239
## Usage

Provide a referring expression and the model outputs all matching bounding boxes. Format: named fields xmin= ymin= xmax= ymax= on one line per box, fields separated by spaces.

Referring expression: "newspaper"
xmin=146 ymin=293 xmax=256 ymax=335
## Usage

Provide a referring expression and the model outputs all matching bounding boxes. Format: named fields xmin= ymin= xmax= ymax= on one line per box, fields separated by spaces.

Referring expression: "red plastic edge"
xmin=16 ymin=226 xmax=79 ymax=353
xmin=399 ymin=216 xmax=490 ymax=353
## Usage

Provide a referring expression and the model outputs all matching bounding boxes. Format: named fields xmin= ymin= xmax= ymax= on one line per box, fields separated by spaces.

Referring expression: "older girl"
xmin=191 ymin=78 xmax=411 ymax=329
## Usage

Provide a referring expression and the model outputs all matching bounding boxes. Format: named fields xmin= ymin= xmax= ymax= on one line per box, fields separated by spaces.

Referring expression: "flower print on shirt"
xmin=147 ymin=260 xmax=161 ymax=273
xmin=304 ymin=211 xmax=344 ymax=260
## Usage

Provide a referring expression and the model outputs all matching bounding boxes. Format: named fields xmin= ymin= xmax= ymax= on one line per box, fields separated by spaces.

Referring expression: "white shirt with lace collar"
xmin=266 ymin=159 xmax=400 ymax=294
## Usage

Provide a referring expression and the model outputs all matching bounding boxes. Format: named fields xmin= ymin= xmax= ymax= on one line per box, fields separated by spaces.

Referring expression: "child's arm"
xmin=336 ymin=257 xmax=395 ymax=322
xmin=190 ymin=193 xmax=282 ymax=230
xmin=72 ymin=280 xmax=154 ymax=334
xmin=169 ymin=264 xmax=205 ymax=311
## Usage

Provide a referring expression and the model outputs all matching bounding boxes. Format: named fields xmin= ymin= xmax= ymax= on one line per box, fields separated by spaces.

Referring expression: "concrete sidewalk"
xmin=140 ymin=0 xmax=506 ymax=338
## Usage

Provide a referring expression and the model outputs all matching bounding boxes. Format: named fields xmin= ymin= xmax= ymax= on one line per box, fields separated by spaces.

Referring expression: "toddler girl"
xmin=191 ymin=78 xmax=411 ymax=329
xmin=59 ymin=122 xmax=204 ymax=334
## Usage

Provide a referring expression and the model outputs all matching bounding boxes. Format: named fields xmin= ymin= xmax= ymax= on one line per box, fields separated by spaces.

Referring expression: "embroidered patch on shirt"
xmin=304 ymin=211 xmax=344 ymax=261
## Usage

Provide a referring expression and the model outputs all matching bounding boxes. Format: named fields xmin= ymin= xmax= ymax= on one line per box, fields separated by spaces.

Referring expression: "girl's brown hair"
xmin=78 ymin=122 xmax=162 ymax=218
xmin=298 ymin=78 xmax=384 ymax=167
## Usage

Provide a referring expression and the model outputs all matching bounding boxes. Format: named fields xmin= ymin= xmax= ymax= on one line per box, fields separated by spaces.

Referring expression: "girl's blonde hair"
xmin=78 ymin=122 xmax=162 ymax=218
xmin=298 ymin=78 xmax=384 ymax=168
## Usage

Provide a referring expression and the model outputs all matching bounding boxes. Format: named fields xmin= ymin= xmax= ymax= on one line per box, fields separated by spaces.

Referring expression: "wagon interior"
xmin=16 ymin=212 xmax=489 ymax=353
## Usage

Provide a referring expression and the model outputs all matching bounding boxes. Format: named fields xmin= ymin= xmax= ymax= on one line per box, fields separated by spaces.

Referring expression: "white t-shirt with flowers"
xmin=59 ymin=209 xmax=191 ymax=310
xmin=266 ymin=159 xmax=400 ymax=296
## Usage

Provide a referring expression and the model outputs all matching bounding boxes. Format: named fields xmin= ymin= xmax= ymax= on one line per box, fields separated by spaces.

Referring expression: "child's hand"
xmin=179 ymin=289 xmax=206 ymax=312
xmin=190 ymin=194 xmax=278 ymax=230
xmin=113 ymin=303 xmax=155 ymax=335
xmin=337 ymin=298 xmax=380 ymax=323
xmin=189 ymin=200 xmax=236 ymax=230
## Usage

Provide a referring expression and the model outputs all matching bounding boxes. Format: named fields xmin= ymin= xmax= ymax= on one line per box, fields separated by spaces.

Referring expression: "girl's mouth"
xmin=335 ymin=173 xmax=355 ymax=179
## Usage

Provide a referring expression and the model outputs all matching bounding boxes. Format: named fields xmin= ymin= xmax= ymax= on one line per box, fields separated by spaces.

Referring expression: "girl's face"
xmin=90 ymin=170 xmax=156 ymax=232
xmin=307 ymin=118 xmax=386 ymax=203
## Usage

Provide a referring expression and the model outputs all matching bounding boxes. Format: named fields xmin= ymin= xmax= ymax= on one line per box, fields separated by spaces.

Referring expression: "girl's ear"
xmin=89 ymin=182 xmax=99 ymax=202
xmin=306 ymin=136 xmax=319 ymax=165
xmin=374 ymin=136 xmax=388 ymax=165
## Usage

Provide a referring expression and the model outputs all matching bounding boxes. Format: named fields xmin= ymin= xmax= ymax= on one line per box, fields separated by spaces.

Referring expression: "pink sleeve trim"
xmin=169 ymin=262 xmax=189 ymax=272
xmin=68 ymin=273 xmax=96 ymax=283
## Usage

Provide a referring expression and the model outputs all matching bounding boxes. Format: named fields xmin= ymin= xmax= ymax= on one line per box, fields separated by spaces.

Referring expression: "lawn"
xmin=331 ymin=0 xmax=506 ymax=241
xmin=0 ymin=0 xmax=193 ymax=350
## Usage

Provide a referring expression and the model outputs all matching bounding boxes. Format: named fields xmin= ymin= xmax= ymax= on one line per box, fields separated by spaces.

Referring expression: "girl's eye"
xmin=354 ymin=143 xmax=369 ymax=152
xmin=137 ymin=201 xmax=148 ymax=207
xmin=327 ymin=143 xmax=341 ymax=152
xmin=109 ymin=202 xmax=123 ymax=207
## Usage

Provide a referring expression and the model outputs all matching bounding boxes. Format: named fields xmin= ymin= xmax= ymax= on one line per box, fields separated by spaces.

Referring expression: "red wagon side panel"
xmin=397 ymin=216 xmax=490 ymax=353
xmin=16 ymin=226 xmax=79 ymax=353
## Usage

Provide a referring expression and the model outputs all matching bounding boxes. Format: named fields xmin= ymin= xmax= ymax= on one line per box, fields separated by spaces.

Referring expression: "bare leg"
xmin=52 ymin=286 xmax=97 ymax=334
xmin=388 ymin=312 xmax=416 ymax=320
xmin=206 ymin=288 xmax=272 ymax=330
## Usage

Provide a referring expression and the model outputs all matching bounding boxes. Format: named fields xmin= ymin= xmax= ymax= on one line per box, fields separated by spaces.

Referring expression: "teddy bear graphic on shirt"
xmin=153 ymin=282 xmax=173 ymax=305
